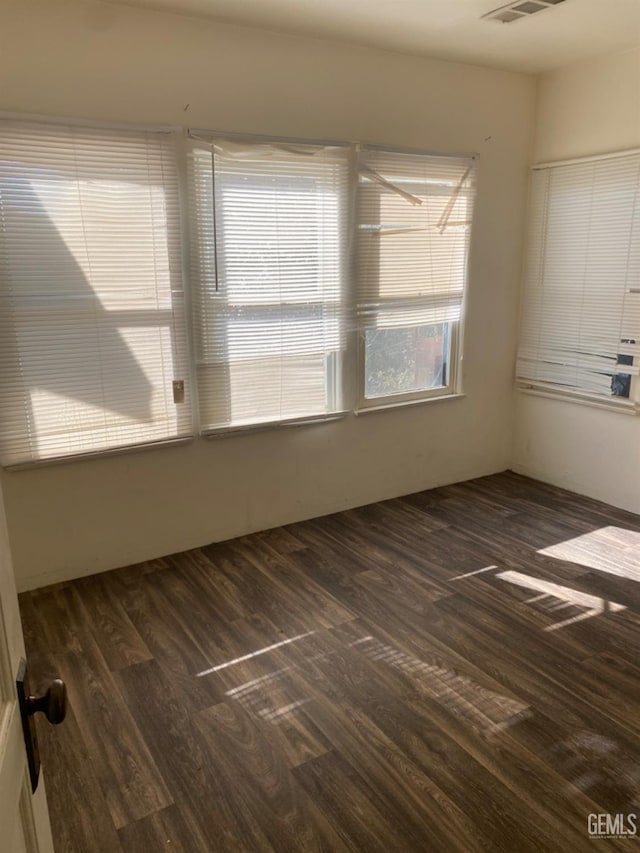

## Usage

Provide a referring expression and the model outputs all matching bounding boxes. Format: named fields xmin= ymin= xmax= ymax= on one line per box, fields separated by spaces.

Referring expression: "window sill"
xmin=3 ymin=435 xmax=194 ymax=471
xmin=517 ymin=384 xmax=639 ymax=416
xmin=202 ymin=411 xmax=349 ymax=438
xmin=355 ymin=392 xmax=466 ymax=415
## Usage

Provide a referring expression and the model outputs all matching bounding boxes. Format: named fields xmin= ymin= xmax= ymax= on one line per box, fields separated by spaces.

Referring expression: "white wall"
xmin=0 ymin=0 xmax=535 ymax=591
xmin=513 ymin=46 xmax=640 ymax=514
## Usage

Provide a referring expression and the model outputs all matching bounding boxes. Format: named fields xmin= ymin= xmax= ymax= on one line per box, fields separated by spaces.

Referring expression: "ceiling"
xmin=102 ymin=0 xmax=640 ymax=73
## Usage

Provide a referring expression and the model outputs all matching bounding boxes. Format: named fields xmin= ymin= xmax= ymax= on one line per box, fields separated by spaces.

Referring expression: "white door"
xmin=0 ymin=479 xmax=55 ymax=853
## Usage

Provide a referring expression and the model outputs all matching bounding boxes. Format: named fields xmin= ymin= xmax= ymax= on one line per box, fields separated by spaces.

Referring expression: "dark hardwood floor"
xmin=19 ymin=471 xmax=640 ymax=852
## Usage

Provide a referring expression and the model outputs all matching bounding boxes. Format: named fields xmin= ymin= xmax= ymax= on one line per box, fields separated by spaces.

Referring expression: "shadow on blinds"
xmin=2 ymin=181 xmax=154 ymax=448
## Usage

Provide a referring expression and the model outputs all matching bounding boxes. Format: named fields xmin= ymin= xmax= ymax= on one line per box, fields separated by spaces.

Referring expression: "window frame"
xmin=354 ymin=144 xmax=475 ymax=413
xmin=516 ymin=147 xmax=640 ymax=415
xmin=0 ymin=116 xmax=193 ymax=469
xmin=355 ymin=319 xmax=460 ymax=411
xmin=186 ymin=131 xmax=352 ymax=435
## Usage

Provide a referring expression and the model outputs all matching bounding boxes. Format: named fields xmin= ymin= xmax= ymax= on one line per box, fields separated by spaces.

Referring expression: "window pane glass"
xmin=364 ymin=322 xmax=448 ymax=399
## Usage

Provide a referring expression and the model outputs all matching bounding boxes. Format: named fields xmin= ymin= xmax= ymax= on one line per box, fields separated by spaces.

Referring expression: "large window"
xmin=188 ymin=136 xmax=350 ymax=432
xmin=0 ymin=120 xmax=191 ymax=466
xmin=517 ymin=151 xmax=640 ymax=409
xmin=356 ymin=147 xmax=476 ymax=409
xmin=0 ymin=117 xmax=479 ymax=465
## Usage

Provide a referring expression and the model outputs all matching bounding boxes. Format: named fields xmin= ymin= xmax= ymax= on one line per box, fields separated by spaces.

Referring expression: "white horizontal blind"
xmin=356 ymin=148 xmax=476 ymax=332
xmin=188 ymin=136 xmax=350 ymax=431
xmin=517 ymin=152 xmax=640 ymax=399
xmin=0 ymin=119 xmax=191 ymax=466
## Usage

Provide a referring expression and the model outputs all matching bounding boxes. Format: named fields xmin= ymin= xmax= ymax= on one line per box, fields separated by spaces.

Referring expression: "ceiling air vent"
xmin=483 ymin=0 xmax=567 ymax=23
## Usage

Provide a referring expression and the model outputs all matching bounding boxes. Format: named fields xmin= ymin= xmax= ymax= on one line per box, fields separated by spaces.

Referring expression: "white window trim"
xmin=355 ymin=319 xmax=463 ymax=411
xmin=0 ymin=115 xmax=193 ymax=468
xmin=187 ymin=130 xmax=352 ymax=435
xmin=354 ymin=392 xmax=466 ymax=416
xmin=202 ymin=410 xmax=349 ymax=439
xmin=354 ymin=145 xmax=476 ymax=412
xmin=4 ymin=436 xmax=194 ymax=472
xmin=517 ymin=382 xmax=640 ymax=415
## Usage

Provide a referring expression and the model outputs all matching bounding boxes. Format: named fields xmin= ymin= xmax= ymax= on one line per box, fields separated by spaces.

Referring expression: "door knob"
xmin=16 ymin=659 xmax=67 ymax=792
xmin=26 ymin=679 xmax=67 ymax=725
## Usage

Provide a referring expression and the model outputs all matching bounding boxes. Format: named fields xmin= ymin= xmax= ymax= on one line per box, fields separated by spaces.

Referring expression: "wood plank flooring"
xmin=19 ymin=471 xmax=640 ymax=852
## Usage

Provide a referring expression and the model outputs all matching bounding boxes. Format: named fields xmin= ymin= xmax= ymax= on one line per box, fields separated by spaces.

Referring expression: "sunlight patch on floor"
xmin=353 ymin=635 xmax=530 ymax=734
xmin=258 ymin=699 xmax=311 ymax=722
xmin=224 ymin=665 xmax=309 ymax=725
xmin=225 ymin=666 xmax=293 ymax=697
xmin=197 ymin=631 xmax=315 ymax=677
xmin=496 ymin=570 xmax=626 ymax=631
xmin=450 ymin=565 xmax=498 ymax=581
xmin=539 ymin=527 xmax=640 ymax=581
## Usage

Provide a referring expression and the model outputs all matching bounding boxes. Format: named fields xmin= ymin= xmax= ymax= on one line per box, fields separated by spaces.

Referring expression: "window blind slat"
xmin=0 ymin=120 xmax=192 ymax=466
